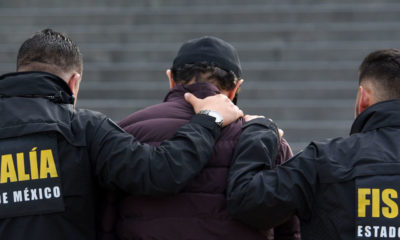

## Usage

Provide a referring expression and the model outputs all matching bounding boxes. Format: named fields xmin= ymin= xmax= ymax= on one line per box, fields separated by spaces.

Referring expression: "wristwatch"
xmin=198 ymin=110 xmax=224 ymax=127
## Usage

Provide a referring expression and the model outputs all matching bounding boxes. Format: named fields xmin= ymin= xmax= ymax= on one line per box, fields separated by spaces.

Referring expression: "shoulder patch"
xmin=0 ymin=133 xmax=64 ymax=218
xmin=356 ymin=175 xmax=400 ymax=239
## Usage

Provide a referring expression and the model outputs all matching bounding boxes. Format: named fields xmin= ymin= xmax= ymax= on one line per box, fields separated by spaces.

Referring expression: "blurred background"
xmin=1 ymin=0 xmax=399 ymax=153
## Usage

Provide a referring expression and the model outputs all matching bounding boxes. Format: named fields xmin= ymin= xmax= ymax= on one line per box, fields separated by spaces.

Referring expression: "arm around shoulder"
xmin=90 ymin=114 xmax=221 ymax=196
xmin=227 ymin=118 xmax=318 ymax=229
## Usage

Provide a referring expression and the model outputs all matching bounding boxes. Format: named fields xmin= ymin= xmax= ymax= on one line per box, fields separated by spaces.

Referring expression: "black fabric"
xmin=227 ymin=100 xmax=400 ymax=239
xmin=172 ymin=36 xmax=242 ymax=78
xmin=350 ymin=99 xmax=400 ymax=134
xmin=0 ymin=71 xmax=220 ymax=240
xmin=0 ymin=71 xmax=74 ymax=104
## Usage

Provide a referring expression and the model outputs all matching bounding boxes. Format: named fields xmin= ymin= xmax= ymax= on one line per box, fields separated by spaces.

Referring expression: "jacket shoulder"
xmin=69 ymin=108 xmax=116 ymax=145
xmin=73 ymin=108 xmax=108 ymax=123
xmin=119 ymin=101 xmax=193 ymax=142
xmin=120 ymin=101 xmax=191 ymax=126
xmin=308 ymin=133 xmax=370 ymax=183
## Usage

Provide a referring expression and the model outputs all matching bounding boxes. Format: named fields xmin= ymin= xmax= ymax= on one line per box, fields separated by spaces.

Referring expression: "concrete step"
xmin=278 ymin=120 xmax=351 ymax=142
xmin=78 ymin=42 xmax=399 ymax=63
xmin=2 ymin=22 xmax=400 ymax=44
xmin=279 ymin=119 xmax=354 ymax=153
xmin=1 ymin=5 xmax=400 ymax=25
xmin=0 ymin=42 xmax=385 ymax=64
xmin=0 ymin=40 xmax=394 ymax=65
xmin=1 ymin=1 xmax=399 ymax=8
xmin=0 ymin=62 xmax=358 ymax=83
xmin=78 ymin=46 xmax=372 ymax=64
xmin=239 ymin=99 xmax=354 ymax=121
xmin=78 ymin=80 xmax=356 ymax=100
xmin=79 ymin=62 xmax=358 ymax=82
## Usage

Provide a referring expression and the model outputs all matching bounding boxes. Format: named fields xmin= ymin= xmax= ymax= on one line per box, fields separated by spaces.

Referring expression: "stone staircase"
xmin=1 ymin=0 xmax=400 ymax=152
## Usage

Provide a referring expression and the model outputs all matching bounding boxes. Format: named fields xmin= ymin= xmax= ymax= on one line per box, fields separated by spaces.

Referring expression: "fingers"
xmin=244 ymin=115 xmax=284 ymax=139
xmin=186 ymin=93 xmax=285 ymax=136
xmin=244 ymin=115 xmax=265 ymax=122
xmin=185 ymin=93 xmax=244 ymax=127
xmin=185 ymin=93 xmax=205 ymax=114
xmin=278 ymin=129 xmax=284 ymax=139
xmin=236 ymin=105 xmax=244 ymax=118
xmin=184 ymin=93 xmax=198 ymax=106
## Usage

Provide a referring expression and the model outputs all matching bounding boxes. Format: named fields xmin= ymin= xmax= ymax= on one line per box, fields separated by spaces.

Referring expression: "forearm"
xmin=227 ymin=118 xmax=317 ymax=229
xmin=227 ymin=118 xmax=281 ymax=228
xmin=93 ymin=115 xmax=220 ymax=195
xmin=227 ymin=162 xmax=298 ymax=229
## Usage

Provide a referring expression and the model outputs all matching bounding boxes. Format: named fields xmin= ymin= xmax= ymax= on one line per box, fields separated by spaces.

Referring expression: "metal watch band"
xmin=198 ymin=110 xmax=223 ymax=127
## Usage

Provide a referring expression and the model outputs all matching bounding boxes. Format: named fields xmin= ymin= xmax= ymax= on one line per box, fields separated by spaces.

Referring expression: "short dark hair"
xmin=17 ymin=29 xmax=83 ymax=73
xmin=171 ymin=62 xmax=239 ymax=91
xmin=359 ymin=49 xmax=400 ymax=100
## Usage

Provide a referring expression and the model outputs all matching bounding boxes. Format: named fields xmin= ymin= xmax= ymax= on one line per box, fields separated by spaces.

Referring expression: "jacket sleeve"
xmin=227 ymin=118 xmax=318 ymax=230
xmin=90 ymin=114 xmax=221 ymax=195
xmin=273 ymin=138 xmax=302 ymax=240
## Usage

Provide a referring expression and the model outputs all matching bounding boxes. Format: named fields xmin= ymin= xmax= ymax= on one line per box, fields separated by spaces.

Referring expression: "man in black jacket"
xmin=0 ymin=29 xmax=243 ymax=240
xmin=227 ymin=48 xmax=400 ymax=239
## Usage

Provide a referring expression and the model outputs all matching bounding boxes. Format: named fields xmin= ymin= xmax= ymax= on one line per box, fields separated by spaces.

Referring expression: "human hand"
xmin=184 ymin=93 xmax=244 ymax=127
xmin=244 ymin=115 xmax=284 ymax=138
xmin=244 ymin=115 xmax=264 ymax=122
xmin=278 ymin=129 xmax=284 ymax=138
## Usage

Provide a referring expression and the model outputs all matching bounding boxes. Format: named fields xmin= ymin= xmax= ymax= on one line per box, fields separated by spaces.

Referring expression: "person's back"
xmin=107 ymin=36 xmax=300 ymax=239
xmin=0 ymin=70 xmax=154 ymax=239
xmin=0 ymin=30 xmax=102 ymax=239
xmin=226 ymin=49 xmax=400 ymax=239
xmin=0 ymin=30 xmax=243 ymax=240
xmin=300 ymin=104 xmax=400 ymax=238
xmin=119 ymin=82 xmax=257 ymax=239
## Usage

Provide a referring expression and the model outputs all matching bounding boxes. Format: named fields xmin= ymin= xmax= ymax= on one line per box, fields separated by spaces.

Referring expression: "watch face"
xmin=208 ymin=110 xmax=223 ymax=126
xmin=198 ymin=110 xmax=223 ymax=127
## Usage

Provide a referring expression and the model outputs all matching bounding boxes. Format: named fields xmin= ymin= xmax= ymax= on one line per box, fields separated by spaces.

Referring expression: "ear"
xmin=67 ymin=73 xmax=81 ymax=101
xmin=227 ymin=79 xmax=244 ymax=101
xmin=357 ymin=85 xmax=372 ymax=114
xmin=166 ymin=69 xmax=176 ymax=89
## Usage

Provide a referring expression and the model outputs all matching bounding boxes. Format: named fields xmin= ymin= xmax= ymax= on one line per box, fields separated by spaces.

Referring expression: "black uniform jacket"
xmin=227 ymin=99 xmax=400 ymax=240
xmin=0 ymin=71 xmax=220 ymax=240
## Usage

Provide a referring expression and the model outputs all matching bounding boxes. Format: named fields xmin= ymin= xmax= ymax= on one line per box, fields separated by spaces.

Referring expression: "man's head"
xmin=17 ymin=29 xmax=83 ymax=105
xmin=167 ymin=36 xmax=243 ymax=103
xmin=355 ymin=48 xmax=400 ymax=117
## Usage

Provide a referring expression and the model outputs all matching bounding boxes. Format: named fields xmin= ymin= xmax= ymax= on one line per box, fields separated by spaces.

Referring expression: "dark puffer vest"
xmin=104 ymin=82 xmax=299 ymax=240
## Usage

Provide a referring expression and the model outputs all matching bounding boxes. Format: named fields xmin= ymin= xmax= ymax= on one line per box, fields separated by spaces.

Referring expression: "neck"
xmin=17 ymin=63 xmax=70 ymax=82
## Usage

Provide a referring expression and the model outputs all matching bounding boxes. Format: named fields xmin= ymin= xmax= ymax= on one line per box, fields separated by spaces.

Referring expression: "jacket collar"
xmin=350 ymin=99 xmax=400 ymax=135
xmin=0 ymin=71 xmax=74 ymax=104
xmin=163 ymin=82 xmax=221 ymax=102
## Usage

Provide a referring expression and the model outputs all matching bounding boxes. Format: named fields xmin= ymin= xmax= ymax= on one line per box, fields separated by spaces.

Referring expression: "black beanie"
xmin=172 ymin=36 xmax=242 ymax=78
